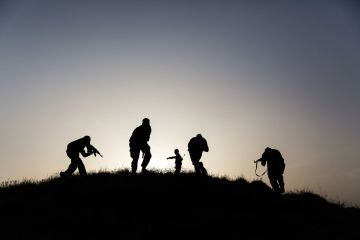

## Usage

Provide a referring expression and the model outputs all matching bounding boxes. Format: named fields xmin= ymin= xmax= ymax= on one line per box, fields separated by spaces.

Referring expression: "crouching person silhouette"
xmin=188 ymin=134 xmax=209 ymax=175
xmin=255 ymin=147 xmax=285 ymax=193
xmin=60 ymin=135 xmax=102 ymax=177
xmin=129 ymin=118 xmax=152 ymax=173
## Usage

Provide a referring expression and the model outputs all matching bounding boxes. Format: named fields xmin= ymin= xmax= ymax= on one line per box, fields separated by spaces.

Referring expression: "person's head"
xmin=174 ymin=149 xmax=179 ymax=154
xmin=83 ymin=135 xmax=91 ymax=144
xmin=142 ymin=118 xmax=150 ymax=126
xmin=196 ymin=134 xmax=202 ymax=139
xmin=265 ymin=147 xmax=271 ymax=152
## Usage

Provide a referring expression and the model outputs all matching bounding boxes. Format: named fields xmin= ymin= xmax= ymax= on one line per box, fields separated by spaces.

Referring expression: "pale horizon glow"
xmin=0 ymin=0 xmax=359 ymax=205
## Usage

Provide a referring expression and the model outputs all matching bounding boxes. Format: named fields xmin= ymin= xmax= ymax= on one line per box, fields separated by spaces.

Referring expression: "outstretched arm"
xmin=254 ymin=158 xmax=266 ymax=166
xmin=167 ymin=156 xmax=176 ymax=160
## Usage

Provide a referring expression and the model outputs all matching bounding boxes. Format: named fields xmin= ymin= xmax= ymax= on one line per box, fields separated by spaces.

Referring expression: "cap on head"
xmin=142 ymin=118 xmax=150 ymax=125
xmin=196 ymin=134 xmax=202 ymax=138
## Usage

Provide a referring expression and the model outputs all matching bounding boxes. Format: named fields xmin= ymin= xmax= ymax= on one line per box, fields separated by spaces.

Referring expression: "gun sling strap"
xmin=255 ymin=161 xmax=267 ymax=177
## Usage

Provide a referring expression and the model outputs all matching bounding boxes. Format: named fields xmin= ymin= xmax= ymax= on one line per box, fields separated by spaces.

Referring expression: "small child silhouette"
xmin=167 ymin=149 xmax=183 ymax=174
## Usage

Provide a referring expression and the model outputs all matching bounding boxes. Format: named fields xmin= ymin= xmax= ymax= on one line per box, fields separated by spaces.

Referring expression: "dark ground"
xmin=0 ymin=170 xmax=359 ymax=240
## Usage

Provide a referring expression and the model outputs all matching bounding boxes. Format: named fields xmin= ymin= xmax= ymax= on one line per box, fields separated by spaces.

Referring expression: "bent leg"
xmin=63 ymin=162 xmax=78 ymax=176
xmin=268 ymin=172 xmax=280 ymax=192
xmin=278 ymin=174 xmax=285 ymax=193
xmin=189 ymin=151 xmax=202 ymax=174
xmin=198 ymin=162 xmax=208 ymax=175
xmin=193 ymin=162 xmax=202 ymax=174
xmin=130 ymin=147 xmax=140 ymax=173
xmin=62 ymin=151 xmax=80 ymax=176
xmin=141 ymin=144 xmax=152 ymax=170
xmin=175 ymin=162 xmax=182 ymax=174
xmin=77 ymin=159 xmax=87 ymax=176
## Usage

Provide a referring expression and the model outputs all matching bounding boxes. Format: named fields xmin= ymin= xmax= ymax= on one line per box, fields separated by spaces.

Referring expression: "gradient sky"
xmin=0 ymin=0 xmax=359 ymax=205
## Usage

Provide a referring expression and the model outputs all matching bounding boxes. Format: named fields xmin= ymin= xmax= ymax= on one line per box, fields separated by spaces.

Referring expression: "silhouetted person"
xmin=188 ymin=134 xmax=209 ymax=175
xmin=255 ymin=147 xmax=285 ymax=193
xmin=167 ymin=149 xmax=183 ymax=174
xmin=60 ymin=135 xmax=102 ymax=177
xmin=129 ymin=118 xmax=152 ymax=173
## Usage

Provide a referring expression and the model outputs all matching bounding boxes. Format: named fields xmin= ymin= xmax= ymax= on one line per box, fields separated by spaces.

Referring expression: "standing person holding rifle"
xmin=60 ymin=135 xmax=102 ymax=177
xmin=255 ymin=147 xmax=285 ymax=194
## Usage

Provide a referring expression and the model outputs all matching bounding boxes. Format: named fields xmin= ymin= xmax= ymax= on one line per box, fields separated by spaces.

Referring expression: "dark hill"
xmin=0 ymin=170 xmax=359 ymax=239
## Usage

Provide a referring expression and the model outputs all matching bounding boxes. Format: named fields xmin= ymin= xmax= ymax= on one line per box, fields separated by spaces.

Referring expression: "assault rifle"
xmin=90 ymin=145 xmax=103 ymax=158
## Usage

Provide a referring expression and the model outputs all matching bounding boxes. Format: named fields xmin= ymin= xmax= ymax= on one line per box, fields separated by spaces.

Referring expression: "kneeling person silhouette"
xmin=167 ymin=149 xmax=183 ymax=174
xmin=60 ymin=135 xmax=102 ymax=177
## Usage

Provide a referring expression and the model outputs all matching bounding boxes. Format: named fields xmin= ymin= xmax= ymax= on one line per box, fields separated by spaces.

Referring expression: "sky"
xmin=0 ymin=0 xmax=359 ymax=205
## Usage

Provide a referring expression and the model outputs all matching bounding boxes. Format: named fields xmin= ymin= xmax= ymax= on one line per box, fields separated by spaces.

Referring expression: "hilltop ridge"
xmin=0 ymin=170 xmax=358 ymax=239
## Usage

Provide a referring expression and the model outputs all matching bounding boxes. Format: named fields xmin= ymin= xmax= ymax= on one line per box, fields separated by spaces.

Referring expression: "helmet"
xmin=84 ymin=135 xmax=91 ymax=143
xmin=142 ymin=118 xmax=150 ymax=125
